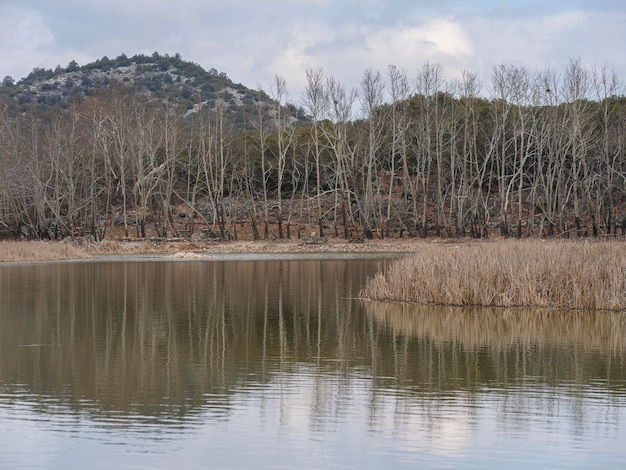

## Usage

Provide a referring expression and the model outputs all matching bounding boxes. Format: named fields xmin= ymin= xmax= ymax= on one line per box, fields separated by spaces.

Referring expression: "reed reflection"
xmin=365 ymin=301 xmax=626 ymax=389
xmin=363 ymin=302 xmax=626 ymax=442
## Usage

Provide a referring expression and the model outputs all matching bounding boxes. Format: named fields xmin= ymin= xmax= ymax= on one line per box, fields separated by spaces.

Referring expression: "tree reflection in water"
xmin=0 ymin=259 xmax=384 ymax=415
xmin=0 ymin=259 xmax=625 ymax=438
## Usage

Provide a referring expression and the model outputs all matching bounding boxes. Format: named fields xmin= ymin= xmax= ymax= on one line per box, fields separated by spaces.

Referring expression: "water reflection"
xmin=366 ymin=303 xmax=626 ymax=452
xmin=0 ymin=260 xmax=388 ymax=416
xmin=1 ymin=259 xmax=625 ymax=469
xmin=366 ymin=303 xmax=626 ymax=390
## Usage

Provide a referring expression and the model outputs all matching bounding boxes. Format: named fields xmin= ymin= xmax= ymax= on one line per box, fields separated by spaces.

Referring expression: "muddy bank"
xmin=88 ymin=237 xmax=437 ymax=257
xmin=1 ymin=237 xmax=437 ymax=263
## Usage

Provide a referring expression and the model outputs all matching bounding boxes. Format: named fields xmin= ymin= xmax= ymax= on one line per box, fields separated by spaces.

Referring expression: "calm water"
xmin=1 ymin=256 xmax=625 ymax=469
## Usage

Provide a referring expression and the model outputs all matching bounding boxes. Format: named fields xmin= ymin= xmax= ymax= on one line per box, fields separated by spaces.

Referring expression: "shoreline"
xmin=0 ymin=237 xmax=445 ymax=263
xmin=108 ymin=238 xmax=432 ymax=255
xmin=0 ymin=236 xmax=617 ymax=263
xmin=5 ymin=237 xmax=626 ymax=311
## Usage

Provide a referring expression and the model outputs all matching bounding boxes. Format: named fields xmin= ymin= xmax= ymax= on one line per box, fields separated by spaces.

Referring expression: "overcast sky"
xmin=1 ymin=0 xmax=625 ymax=99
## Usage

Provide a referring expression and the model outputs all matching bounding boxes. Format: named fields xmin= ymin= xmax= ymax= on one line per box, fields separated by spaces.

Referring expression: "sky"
xmin=1 ymin=0 xmax=625 ymax=99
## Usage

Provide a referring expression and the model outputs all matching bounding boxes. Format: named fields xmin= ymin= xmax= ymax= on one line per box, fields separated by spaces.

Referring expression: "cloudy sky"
xmin=1 ymin=0 xmax=624 ymax=97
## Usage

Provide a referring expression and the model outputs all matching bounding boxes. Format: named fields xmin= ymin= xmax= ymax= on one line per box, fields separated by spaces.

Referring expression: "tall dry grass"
xmin=361 ymin=240 xmax=626 ymax=310
xmin=0 ymin=241 xmax=89 ymax=262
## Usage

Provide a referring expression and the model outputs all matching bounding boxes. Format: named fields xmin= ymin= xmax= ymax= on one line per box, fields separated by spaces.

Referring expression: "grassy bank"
xmin=0 ymin=237 xmax=425 ymax=261
xmin=0 ymin=241 xmax=89 ymax=262
xmin=361 ymin=240 xmax=626 ymax=311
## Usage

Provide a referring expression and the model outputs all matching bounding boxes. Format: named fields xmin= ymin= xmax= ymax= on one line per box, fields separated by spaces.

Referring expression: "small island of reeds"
xmin=360 ymin=240 xmax=626 ymax=311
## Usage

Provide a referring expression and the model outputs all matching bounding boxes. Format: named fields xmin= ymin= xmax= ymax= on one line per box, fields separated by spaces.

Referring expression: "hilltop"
xmin=0 ymin=52 xmax=307 ymax=126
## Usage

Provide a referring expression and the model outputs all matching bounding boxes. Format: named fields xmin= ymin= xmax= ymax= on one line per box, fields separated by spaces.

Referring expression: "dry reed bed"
xmin=0 ymin=240 xmax=89 ymax=262
xmin=366 ymin=302 xmax=626 ymax=353
xmin=361 ymin=240 xmax=626 ymax=311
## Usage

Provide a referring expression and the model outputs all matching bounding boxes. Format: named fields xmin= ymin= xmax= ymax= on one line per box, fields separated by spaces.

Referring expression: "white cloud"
xmin=1 ymin=2 xmax=624 ymax=101
xmin=464 ymin=10 xmax=626 ymax=87
xmin=265 ymin=17 xmax=474 ymax=99
xmin=266 ymin=22 xmax=336 ymax=93
xmin=364 ymin=19 xmax=474 ymax=74
xmin=0 ymin=5 xmax=55 ymax=78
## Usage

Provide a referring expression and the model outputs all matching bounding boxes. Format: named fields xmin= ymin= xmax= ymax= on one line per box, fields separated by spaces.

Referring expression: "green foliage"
xmin=66 ymin=60 xmax=79 ymax=72
xmin=116 ymin=54 xmax=131 ymax=67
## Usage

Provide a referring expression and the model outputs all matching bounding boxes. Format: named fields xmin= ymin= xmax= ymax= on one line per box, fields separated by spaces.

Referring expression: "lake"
xmin=1 ymin=256 xmax=625 ymax=469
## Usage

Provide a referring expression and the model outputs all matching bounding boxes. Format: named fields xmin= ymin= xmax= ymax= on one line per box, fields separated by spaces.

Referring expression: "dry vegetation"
xmin=0 ymin=240 xmax=89 ymax=262
xmin=6 ymin=237 xmax=626 ymax=313
xmin=2 ymin=59 xmax=625 ymax=245
xmin=0 ymin=236 xmax=422 ymax=262
xmin=83 ymin=237 xmax=423 ymax=255
xmin=361 ymin=239 xmax=626 ymax=311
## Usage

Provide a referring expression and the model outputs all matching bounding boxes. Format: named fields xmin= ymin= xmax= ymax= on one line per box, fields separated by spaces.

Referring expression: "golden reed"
xmin=0 ymin=240 xmax=89 ymax=262
xmin=361 ymin=240 xmax=626 ymax=311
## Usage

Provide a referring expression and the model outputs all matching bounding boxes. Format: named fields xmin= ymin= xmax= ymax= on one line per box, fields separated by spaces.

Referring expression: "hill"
xmin=0 ymin=52 xmax=307 ymax=126
xmin=2 ymin=56 xmax=625 ymax=244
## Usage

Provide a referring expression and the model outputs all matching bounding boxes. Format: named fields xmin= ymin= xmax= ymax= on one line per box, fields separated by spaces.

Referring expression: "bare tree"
xmin=303 ymin=68 xmax=327 ymax=237
xmin=563 ymin=58 xmax=594 ymax=236
xmin=387 ymin=65 xmax=411 ymax=236
xmin=270 ymin=75 xmax=296 ymax=238
xmin=2 ymin=59 xmax=626 ymax=244
xmin=360 ymin=68 xmax=386 ymax=239
xmin=156 ymin=102 xmax=184 ymax=237
xmin=251 ymin=92 xmax=272 ymax=239
xmin=506 ymin=65 xmax=533 ymax=238
xmin=414 ymin=63 xmax=444 ymax=237
xmin=132 ymin=100 xmax=164 ymax=238
xmin=591 ymin=65 xmax=622 ymax=234
xmin=531 ymin=69 xmax=569 ymax=236
xmin=452 ymin=70 xmax=480 ymax=236
xmin=40 ymin=105 xmax=87 ymax=238
xmin=321 ymin=75 xmax=359 ymax=238
xmin=489 ymin=65 xmax=516 ymax=237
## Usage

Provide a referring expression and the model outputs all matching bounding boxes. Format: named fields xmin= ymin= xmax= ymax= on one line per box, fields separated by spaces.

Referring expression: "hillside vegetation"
xmin=0 ymin=52 xmax=307 ymax=126
xmin=0 ymin=56 xmax=625 ymax=242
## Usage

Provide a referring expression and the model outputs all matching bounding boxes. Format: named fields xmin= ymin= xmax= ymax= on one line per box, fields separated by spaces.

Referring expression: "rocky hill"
xmin=0 ymin=52 xmax=307 ymax=127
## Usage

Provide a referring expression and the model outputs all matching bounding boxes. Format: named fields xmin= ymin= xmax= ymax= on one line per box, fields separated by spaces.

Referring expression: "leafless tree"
xmin=387 ymin=65 xmax=411 ymax=236
xmin=591 ymin=64 xmax=622 ymax=234
xmin=321 ymin=75 xmax=358 ymax=238
xmin=414 ymin=63 xmax=445 ymax=237
xmin=303 ymin=68 xmax=327 ymax=237
xmin=270 ymin=75 xmax=295 ymax=238
xmin=360 ymin=68 xmax=386 ymax=238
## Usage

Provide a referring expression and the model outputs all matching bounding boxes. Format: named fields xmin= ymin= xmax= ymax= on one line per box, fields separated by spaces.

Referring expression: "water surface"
xmin=1 ymin=258 xmax=625 ymax=469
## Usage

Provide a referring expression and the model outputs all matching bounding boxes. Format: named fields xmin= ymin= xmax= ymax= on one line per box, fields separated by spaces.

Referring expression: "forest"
xmin=0 ymin=57 xmax=625 ymax=241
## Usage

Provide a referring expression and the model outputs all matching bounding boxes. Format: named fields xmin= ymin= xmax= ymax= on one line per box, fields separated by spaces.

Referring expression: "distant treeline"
xmin=1 ymin=58 xmax=625 ymax=240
